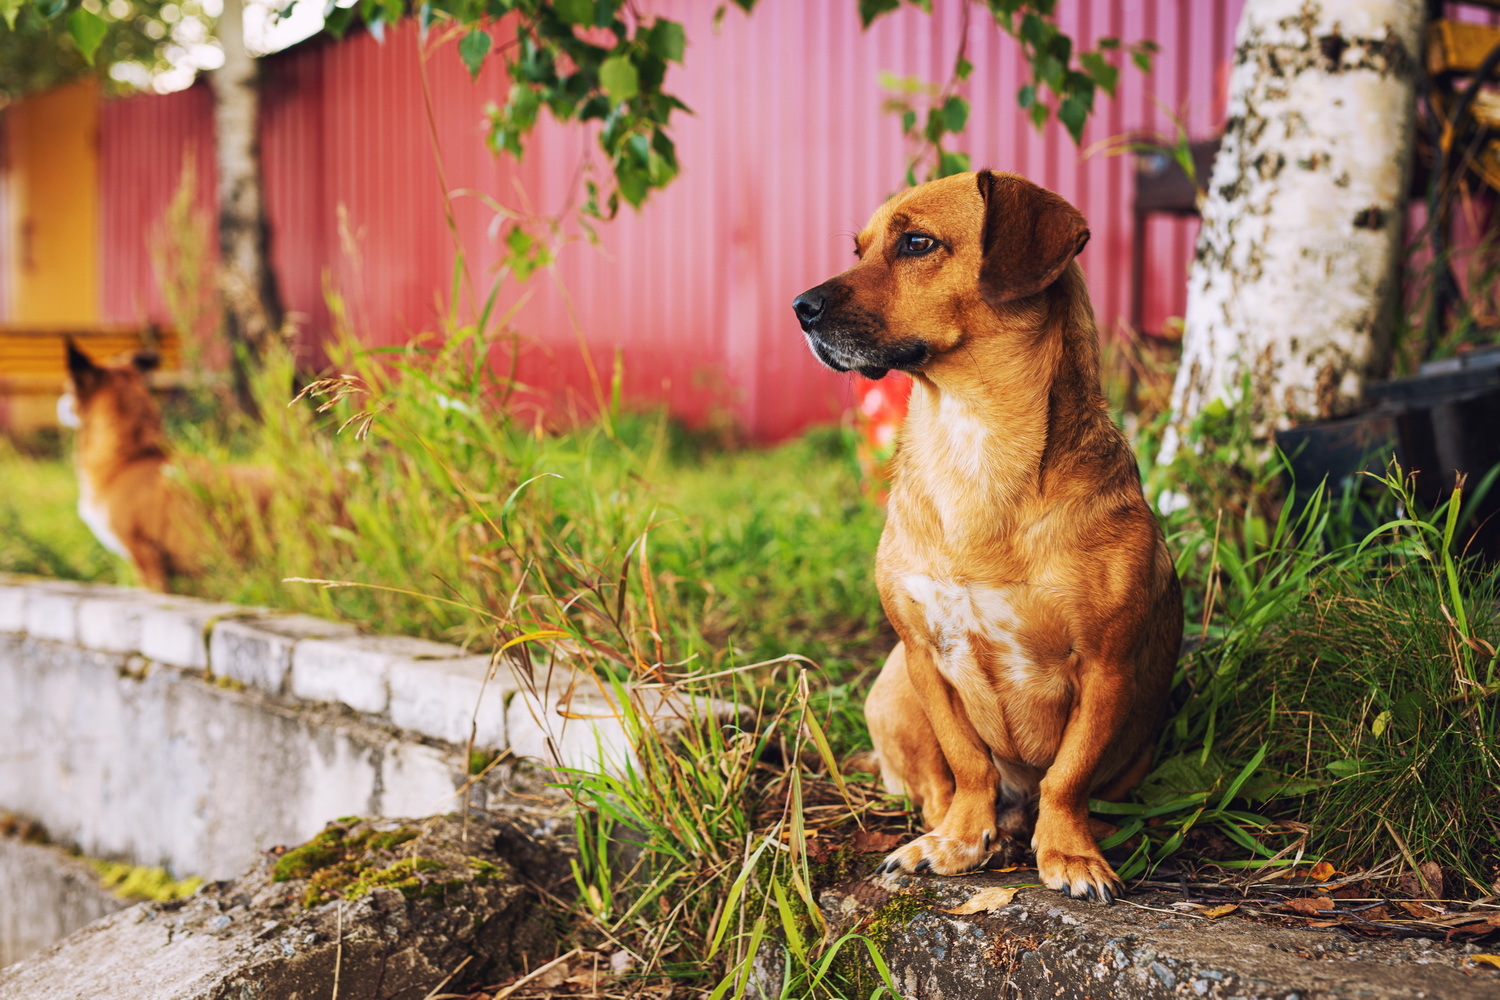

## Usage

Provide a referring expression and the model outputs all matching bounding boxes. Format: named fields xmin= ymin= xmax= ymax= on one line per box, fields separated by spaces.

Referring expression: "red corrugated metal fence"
xmin=96 ymin=0 xmax=1245 ymax=438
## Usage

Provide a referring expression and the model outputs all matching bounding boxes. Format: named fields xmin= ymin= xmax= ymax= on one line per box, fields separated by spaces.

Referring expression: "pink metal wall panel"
xmin=98 ymin=84 xmax=216 ymax=329
xmin=94 ymin=0 xmax=1248 ymax=438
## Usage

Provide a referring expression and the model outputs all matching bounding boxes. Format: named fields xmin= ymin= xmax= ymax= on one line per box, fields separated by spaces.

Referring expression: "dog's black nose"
xmin=793 ymin=289 xmax=825 ymax=329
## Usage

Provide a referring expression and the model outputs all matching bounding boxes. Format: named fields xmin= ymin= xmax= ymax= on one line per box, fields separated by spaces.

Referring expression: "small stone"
xmin=1151 ymin=961 xmax=1177 ymax=989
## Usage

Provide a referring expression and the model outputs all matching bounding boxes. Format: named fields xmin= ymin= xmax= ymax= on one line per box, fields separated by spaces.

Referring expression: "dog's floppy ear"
xmin=975 ymin=170 xmax=1090 ymax=307
xmin=132 ymin=351 xmax=161 ymax=373
xmin=65 ymin=338 xmax=105 ymax=395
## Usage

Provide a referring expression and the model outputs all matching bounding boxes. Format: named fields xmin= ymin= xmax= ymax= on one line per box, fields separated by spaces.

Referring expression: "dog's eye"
xmin=899 ymin=233 xmax=937 ymax=256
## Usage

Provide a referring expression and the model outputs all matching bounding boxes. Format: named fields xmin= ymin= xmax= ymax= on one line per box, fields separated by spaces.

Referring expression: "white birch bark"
xmin=1160 ymin=0 xmax=1425 ymax=460
xmin=210 ymin=0 xmax=280 ymax=404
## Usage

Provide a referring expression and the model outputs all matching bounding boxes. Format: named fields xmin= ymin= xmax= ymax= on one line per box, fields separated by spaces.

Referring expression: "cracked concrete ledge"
xmin=0 ymin=836 xmax=129 ymax=968
xmin=0 ymin=813 xmax=573 ymax=1000
xmin=0 ymin=575 xmax=741 ymax=966
xmin=813 ymin=872 xmax=1500 ymax=1000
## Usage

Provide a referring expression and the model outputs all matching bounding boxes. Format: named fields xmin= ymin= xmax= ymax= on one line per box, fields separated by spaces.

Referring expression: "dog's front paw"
xmin=1036 ymin=847 xmax=1123 ymax=904
xmin=874 ymin=828 xmax=995 ymax=876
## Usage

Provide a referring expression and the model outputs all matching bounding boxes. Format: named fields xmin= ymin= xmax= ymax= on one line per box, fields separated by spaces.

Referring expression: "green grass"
xmin=1117 ymin=399 xmax=1500 ymax=894
xmin=0 ymin=441 xmax=121 ymax=584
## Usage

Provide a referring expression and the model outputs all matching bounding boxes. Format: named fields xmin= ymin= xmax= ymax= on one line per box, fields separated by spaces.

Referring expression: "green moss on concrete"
xmin=467 ymin=857 xmax=503 ymax=882
xmin=833 ymin=889 xmax=934 ymax=995
xmin=90 ymin=860 xmax=203 ymax=901
xmin=345 ymin=857 xmax=442 ymax=899
xmin=273 ymin=820 xmax=497 ymax=908
xmin=273 ymin=823 xmax=421 ymax=885
xmin=273 ymin=826 xmax=350 ymax=882
xmin=367 ymin=827 xmax=419 ymax=852
xmin=862 ymin=890 xmax=931 ymax=949
xmin=807 ymin=843 xmax=861 ymax=886
xmin=468 ymin=749 xmax=502 ymax=775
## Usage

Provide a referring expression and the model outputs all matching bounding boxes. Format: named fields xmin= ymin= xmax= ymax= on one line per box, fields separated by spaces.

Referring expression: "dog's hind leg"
xmin=126 ymin=536 xmax=170 ymax=592
xmin=865 ymin=642 xmax=954 ymax=829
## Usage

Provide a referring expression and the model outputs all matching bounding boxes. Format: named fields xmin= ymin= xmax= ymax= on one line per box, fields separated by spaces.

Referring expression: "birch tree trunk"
xmin=1160 ymin=0 xmax=1426 ymax=460
xmin=210 ymin=0 xmax=281 ymax=414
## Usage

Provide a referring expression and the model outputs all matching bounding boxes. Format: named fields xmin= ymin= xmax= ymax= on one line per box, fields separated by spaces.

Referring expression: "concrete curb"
xmin=0 ymin=573 xmax=583 ymax=761
xmin=815 ymin=871 xmax=1500 ymax=1000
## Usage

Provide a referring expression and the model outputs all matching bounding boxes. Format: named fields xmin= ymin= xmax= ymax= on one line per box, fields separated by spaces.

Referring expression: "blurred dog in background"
xmin=60 ymin=339 xmax=272 ymax=592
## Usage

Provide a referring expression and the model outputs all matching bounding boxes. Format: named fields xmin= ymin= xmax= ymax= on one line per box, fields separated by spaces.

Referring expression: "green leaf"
xmin=599 ymin=54 xmax=639 ymax=101
xmin=459 ymin=28 xmax=492 ymax=79
xmin=617 ymin=163 xmax=649 ymax=206
xmin=923 ymin=107 xmax=943 ymax=142
xmin=1028 ymin=102 xmax=1047 ymax=130
xmin=553 ymin=0 xmax=593 ymax=24
xmin=1019 ymin=11 xmax=1048 ymax=48
xmin=1080 ymin=51 xmax=1118 ymax=96
xmin=507 ymin=83 xmax=540 ymax=129
xmin=1036 ymin=53 xmax=1064 ymax=90
xmin=1132 ymin=49 xmax=1152 ymax=72
xmin=1057 ymin=93 xmax=1088 ymax=142
xmin=937 ymin=150 xmax=970 ymax=176
xmin=941 ymin=95 xmax=968 ymax=133
xmin=955 ymin=55 xmax=973 ymax=80
xmin=900 ymin=109 xmax=916 ymax=134
xmin=858 ymin=0 xmax=900 ymax=28
xmin=1 ymin=0 xmax=21 ymax=30
xmin=647 ymin=19 xmax=685 ymax=62
xmin=1097 ymin=36 xmax=1121 ymax=50
xmin=1017 ymin=83 xmax=1035 ymax=108
xmin=67 ymin=7 xmax=108 ymax=65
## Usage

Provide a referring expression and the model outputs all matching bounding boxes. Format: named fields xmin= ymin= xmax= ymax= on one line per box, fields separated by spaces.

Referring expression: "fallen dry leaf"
xmin=1306 ymin=919 xmax=1340 ymax=928
xmin=942 ymin=885 xmax=1021 ymax=914
xmin=1307 ymin=860 xmax=1337 ymax=882
xmin=1399 ymin=862 xmax=1444 ymax=900
xmin=1200 ymin=904 xmax=1239 ymax=919
xmin=1398 ymin=901 xmax=1444 ymax=920
xmin=851 ymin=830 xmax=906 ymax=853
xmin=1468 ymin=955 xmax=1500 ymax=970
xmin=1284 ymin=896 xmax=1335 ymax=916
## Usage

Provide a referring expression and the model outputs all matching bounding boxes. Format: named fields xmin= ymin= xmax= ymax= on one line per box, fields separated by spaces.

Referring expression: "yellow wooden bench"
xmin=0 ymin=325 xmax=182 ymax=433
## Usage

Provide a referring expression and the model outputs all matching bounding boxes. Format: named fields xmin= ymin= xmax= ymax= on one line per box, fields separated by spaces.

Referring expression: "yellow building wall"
xmin=1 ymin=79 xmax=101 ymax=431
xmin=3 ymin=77 xmax=101 ymax=326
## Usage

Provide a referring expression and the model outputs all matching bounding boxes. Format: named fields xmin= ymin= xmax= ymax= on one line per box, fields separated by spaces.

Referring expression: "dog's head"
xmin=62 ymin=339 xmax=163 ymax=438
xmin=792 ymin=171 xmax=1089 ymax=379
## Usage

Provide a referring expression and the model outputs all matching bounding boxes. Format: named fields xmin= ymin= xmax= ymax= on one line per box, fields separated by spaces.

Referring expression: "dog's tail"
xmin=843 ymin=749 xmax=881 ymax=776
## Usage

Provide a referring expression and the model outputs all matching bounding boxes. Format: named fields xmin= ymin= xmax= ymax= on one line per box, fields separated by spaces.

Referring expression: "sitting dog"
xmin=61 ymin=339 xmax=271 ymax=592
xmin=793 ymin=171 xmax=1182 ymax=903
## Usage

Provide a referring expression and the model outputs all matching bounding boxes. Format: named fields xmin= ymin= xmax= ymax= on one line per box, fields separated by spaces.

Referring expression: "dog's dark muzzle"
xmin=792 ymin=281 xmax=928 ymax=380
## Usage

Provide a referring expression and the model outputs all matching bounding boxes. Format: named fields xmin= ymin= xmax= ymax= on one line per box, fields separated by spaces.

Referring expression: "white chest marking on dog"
xmin=935 ymin=394 xmax=988 ymax=479
xmin=78 ymin=484 xmax=129 ymax=558
xmin=902 ymin=573 xmax=1035 ymax=687
xmin=56 ymin=393 xmax=80 ymax=429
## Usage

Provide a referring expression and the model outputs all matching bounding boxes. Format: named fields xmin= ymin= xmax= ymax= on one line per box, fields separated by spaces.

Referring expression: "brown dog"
xmin=62 ymin=340 xmax=272 ymax=592
xmin=793 ymin=171 xmax=1182 ymax=903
